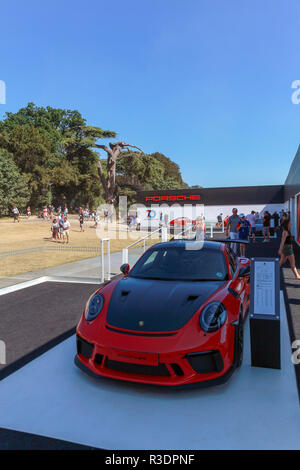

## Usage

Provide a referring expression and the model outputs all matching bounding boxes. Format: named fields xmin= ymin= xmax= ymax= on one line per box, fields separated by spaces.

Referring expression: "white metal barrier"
xmin=122 ymin=227 xmax=164 ymax=265
xmin=101 ymin=238 xmax=111 ymax=282
xmin=174 ymin=220 xmax=225 ymax=240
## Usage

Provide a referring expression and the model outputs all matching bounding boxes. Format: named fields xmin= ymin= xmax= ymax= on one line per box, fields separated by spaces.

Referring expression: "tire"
xmin=235 ymin=315 xmax=244 ymax=368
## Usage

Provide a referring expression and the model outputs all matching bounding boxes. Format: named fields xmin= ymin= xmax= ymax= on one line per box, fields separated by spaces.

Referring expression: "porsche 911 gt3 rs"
xmin=75 ymin=239 xmax=250 ymax=388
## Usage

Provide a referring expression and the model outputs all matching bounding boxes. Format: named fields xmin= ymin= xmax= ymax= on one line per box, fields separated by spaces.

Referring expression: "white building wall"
xmin=137 ymin=202 xmax=284 ymax=229
xmin=203 ymin=203 xmax=284 ymax=222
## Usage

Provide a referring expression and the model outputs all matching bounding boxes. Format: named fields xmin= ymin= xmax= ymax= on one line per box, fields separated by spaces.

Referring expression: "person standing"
xmin=226 ymin=208 xmax=241 ymax=254
xmin=278 ymin=219 xmax=300 ymax=279
xmin=238 ymin=214 xmax=250 ymax=257
xmin=263 ymin=211 xmax=271 ymax=242
xmin=62 ymin=216 xmax=70 ymax=243
xmin=12 ymin=205 xmax=20 ymax=223
xmin=79 ymin=212 xmax=84 ymax=232
xmin=246 ymin=210 xmax=258 ymax=242
xmin=43 ymin=206 xmax=48 ymax=220
xmin=58 ymin=214 xmax=64 ymax=240
xmin=26 ymin=206 xmax=31 ymax=218
xmin=51 ymin=218 xmax=59 ymax=241
xmin=195 ymin=216 xmax=206 ymax=241
xmin=93 ymin=213 xmax=100 ymax=228
xmin=273 ymin=211 xmax=279 ymax=228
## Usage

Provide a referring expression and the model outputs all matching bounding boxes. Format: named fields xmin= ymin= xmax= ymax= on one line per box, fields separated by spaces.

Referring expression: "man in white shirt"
xmin=62 ymin=217 xmax=70 ymax=243
xmin=246 ymin=211 xmax=258 ymax=242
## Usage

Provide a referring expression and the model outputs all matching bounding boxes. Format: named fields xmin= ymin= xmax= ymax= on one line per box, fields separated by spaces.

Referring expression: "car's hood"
xmin=106 ymin=277 xmax=225 ymax=332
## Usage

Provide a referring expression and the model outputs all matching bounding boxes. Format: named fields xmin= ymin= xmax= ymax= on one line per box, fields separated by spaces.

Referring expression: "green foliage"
xmin=0 ymin=149 xmax=29 ymax=216
xmin=0 ymin=103 xmax=115 ymax=210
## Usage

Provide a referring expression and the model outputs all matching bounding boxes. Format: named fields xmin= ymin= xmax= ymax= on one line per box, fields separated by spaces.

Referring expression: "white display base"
xmin=0 ymin=292 xmax=299 ymax=450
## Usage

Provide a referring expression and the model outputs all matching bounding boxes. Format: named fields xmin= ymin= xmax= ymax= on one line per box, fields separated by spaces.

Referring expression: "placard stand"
xmin=249 ymin=257 xmax=281 ymax=369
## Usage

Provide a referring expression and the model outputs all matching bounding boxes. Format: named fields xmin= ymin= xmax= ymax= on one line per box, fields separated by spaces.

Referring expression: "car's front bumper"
xmin=74 ymin=334 xmax=237 ymax=389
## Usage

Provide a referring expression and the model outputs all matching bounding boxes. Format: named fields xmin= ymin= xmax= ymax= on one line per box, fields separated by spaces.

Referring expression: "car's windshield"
xmin=129 ymin=245 xmax=228 ymax=281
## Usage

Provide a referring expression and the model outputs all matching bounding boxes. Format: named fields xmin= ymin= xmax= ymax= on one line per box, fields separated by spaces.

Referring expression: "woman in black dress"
xmin=278 ymin=219 xmax=300 ymax=279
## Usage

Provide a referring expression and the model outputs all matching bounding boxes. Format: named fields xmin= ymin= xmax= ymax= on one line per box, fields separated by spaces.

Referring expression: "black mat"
xmin=0 ymin=282 xmax=98 ymax=380
xmin=0 ymin=427 xmax=97 ymax=450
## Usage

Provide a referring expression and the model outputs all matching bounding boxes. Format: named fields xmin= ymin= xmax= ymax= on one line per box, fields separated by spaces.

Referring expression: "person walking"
xmin=26 ymin=206 xmax=31 ymax=218
xmin=12 ymin=205 xmax=20 ymax=223
xmin=238 ymin=214 xmax=250 ymax=257
xmin=278 ymin=219 xmax=300 ymax=279
xmin=226 ymin=208 xmax=241 ymax=254
xmin=263 ymin=211 xmax=271 ymax=242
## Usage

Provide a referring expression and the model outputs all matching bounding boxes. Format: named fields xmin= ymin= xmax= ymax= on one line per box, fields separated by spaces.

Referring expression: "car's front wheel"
xmin=235 ymin=314 xmax=244 ymax=368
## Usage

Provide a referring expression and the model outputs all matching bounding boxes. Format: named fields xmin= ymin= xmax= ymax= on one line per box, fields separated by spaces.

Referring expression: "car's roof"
xmin=149 ymin=239 xmax=224 ymax=251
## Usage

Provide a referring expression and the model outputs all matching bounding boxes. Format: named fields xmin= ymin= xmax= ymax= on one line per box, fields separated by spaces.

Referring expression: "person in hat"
xmin=237 ymin=213 xmax=250 ymax=257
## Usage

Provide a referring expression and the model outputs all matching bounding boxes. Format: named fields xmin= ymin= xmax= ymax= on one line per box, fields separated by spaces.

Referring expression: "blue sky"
xmin=1 ymin=0 xmax=300 ymax=187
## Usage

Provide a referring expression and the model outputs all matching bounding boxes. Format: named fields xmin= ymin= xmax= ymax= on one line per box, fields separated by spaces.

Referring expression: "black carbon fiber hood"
xmin=106 ymin=277 xmax=225 ymax=332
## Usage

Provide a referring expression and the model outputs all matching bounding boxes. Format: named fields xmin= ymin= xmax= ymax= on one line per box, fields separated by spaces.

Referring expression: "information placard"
xmin=253 ymin=261 xmax=275 ymax=315
xmin=250 ymin=257 xmax=280 ymax=369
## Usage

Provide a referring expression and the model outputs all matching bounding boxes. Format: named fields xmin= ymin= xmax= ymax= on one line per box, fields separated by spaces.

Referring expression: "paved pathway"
xmin=0 ymin=247 xmax=144 ymax=289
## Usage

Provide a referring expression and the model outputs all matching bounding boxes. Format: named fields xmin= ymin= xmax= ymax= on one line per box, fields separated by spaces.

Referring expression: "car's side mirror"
xmin=120 ymin=263 xmax=130 ymax=276
xmin=239 ymin=265 xmax=250 ymax=277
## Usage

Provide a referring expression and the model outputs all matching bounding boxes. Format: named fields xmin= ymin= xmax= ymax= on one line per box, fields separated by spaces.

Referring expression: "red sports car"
xmin=169 ymin=217 xmax=195 ymax=227
xmin=75 ymin=240 xmax=250 ymax=388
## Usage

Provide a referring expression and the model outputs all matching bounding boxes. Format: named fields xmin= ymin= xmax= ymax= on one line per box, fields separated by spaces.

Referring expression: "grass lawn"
xmin=0 ymin=215 xmax=161 ymax=278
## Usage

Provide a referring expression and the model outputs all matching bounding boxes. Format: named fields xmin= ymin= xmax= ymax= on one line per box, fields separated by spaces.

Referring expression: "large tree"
xmin=94 ymin=141 xmax=145 ymax=205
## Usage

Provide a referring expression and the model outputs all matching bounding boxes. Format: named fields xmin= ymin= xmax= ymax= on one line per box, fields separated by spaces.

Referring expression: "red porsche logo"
xmin=145 ymin=195 xmax=200 ymax=202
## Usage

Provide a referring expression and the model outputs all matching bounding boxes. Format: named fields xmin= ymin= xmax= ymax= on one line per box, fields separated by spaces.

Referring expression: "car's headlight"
xmin=84 ymin=293 xmax=104 ymax=322
xmin=199 ymin=302 xmax=227 ymax=333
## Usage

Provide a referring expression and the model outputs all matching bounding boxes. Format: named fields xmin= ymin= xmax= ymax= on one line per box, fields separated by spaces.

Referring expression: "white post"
xmin=122 ymin=248 xmax=128 ymax=264
xmin=101 ymin=239 xmax=105 ymax=282
xmin=161 ymin=226 xmax=168 ymax=242
xmin=107 ymin=239 xmax=111 ymax=280
xmin=210 ymin=224 xmax=213 ymax=238
xmin=101 ymin=238 xmax=111 ymax=282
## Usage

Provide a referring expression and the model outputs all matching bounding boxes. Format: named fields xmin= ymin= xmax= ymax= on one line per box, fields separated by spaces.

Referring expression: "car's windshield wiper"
xmin=130 ymin=276 xmax=224 ymax=282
